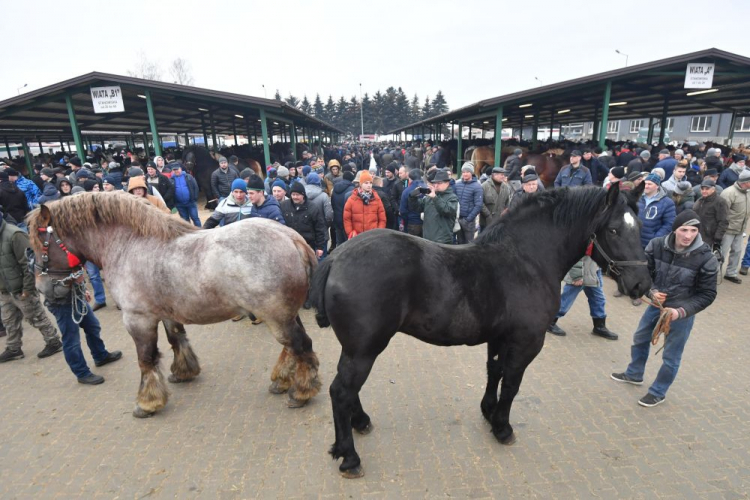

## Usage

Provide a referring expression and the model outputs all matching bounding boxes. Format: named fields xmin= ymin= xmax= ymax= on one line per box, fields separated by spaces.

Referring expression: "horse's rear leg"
xmin=125 ymin=315 xmax=170 ymax=418
xmin=283 ymin=316 xmax=322 ymax=408
xmin=269 ymin=346 xmax=296 ymax=394
xmin=163 ymin=320 xmax=201 ymax=384
xmin=491 ymin=335 xmax=544 ymax=444
xmin=330 ymin=352 xmax=378 ymax=478
xmin=481 ymin=337 xmax=505 ymax=422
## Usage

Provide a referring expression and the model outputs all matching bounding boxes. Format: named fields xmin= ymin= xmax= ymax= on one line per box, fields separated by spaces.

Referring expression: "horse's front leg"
xmin=123 ymin=313 xmax=170 ymax=418
xmin=162 ymin=319 xmax=201 ymax=383
xmin=268 ymin=316 xmax=321 ymax=408
xmin=481 ymin=337 xmax=504 ymax=421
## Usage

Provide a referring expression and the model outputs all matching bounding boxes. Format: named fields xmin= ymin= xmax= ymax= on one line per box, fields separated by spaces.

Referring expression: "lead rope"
xmin=71 ymin=279 xmax=89 ymax=325
xmin=642 ymin=296 xmax=672 ymax=356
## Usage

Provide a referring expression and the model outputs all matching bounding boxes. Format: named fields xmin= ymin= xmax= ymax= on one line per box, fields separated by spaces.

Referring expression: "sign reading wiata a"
xmin=684 ymin=63 xmax=715 ymax=89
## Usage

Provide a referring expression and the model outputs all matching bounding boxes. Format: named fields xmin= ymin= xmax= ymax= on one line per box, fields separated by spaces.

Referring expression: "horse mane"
xmin=476 ymin=186 xmax=609 ymax=246
xmin=27 ymin=191 xmax=198 ymax=252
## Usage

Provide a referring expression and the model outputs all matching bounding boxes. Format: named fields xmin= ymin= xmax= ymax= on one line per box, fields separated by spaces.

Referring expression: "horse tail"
xmin=293 ymin=238 xmax=317 ymax=286
xmin=309 ymin=256 xmax=334 ymax=328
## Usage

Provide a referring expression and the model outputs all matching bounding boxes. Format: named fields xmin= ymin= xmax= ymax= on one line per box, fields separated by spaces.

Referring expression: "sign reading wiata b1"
xmin=90 ymin=85 xmax=125 ymax=113
xmin=684 ymin=63 xmax=715 ymax=89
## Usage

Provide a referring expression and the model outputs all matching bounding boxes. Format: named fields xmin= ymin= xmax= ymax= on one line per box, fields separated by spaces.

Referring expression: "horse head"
xmin=589 ymin=181 xmax=651 ymax=299
xmin=27 ymin=204 xmax=87 ymax=302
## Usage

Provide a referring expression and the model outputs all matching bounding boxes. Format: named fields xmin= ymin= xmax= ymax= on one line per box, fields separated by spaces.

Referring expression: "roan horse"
xmin=309 ymin=182 xmax=651 ymax=478
xmin=28 ymin=192 xmax=322 ymax=417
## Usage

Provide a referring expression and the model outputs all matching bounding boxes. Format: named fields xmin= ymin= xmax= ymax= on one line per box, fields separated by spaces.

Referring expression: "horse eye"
xmin=609 ymin=229 xmax=618 ymax=235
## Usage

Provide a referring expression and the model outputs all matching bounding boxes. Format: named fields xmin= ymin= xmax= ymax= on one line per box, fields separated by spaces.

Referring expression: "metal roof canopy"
xmin=0 ymin=72 xmax=343 ymax=165
xmin=389 ymin=48 xmax=750 ymax=147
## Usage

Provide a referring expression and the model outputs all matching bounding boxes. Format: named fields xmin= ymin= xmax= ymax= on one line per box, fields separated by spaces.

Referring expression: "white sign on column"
xmin=90 ymin=85 xmax=125 ymax=113
xmin=684 ymin=63 xmax=715 ymax=89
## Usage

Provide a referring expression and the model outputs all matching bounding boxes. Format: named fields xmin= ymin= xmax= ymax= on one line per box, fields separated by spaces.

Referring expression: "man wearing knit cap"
xmin=271 ymin=180 xmax=288 ymax=203
xmin=247 ymin=175 xmax=285 ymax=224
xmin=454 ymin=164 xmax=483 ymax=243
xmin=210 ymin=157 xmax=239 ymax=201
xmin=612 ymin=209 xmax=718 ymax=407
xmin=280 ymin=182 xmax=327 ymax=260
xmin=304 ymin=173 xmax=333 ymax=229
xmin=693 ymin=179 xmax=728 ymax=249
xmin=719 ymin=169 xmax=750 ymax=283
xmin=203 ymin=178 xmax=253 ymax=229
xmin=637 ymin=173 xmax=676 ymax=249
xmin=654 ymin=149 xmax=678 ymax=179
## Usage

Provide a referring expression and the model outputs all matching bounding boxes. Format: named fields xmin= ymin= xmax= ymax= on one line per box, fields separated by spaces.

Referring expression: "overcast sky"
xmin=3 ymin=0 xmax=749 ymax=109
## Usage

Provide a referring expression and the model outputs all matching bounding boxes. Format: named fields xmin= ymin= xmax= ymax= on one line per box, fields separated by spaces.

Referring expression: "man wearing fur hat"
xmin=612 ymin=210 xmax=718 ymax=407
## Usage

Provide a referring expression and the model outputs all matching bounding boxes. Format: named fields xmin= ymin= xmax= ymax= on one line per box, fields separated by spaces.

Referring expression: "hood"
xmin=305 ymin=184 xmax=325 ymax=199
xmin=666 ymin=232 xmax=705 ymax=255
xmin=127 ymin=176 xmax=148 ymax=193
xmin=333 ymin=180 xmax=353 ymax=194
xmin=56 ymin=177 xmax=72 ymax=189
xmin=43 ymin=183 xmax=59 ymax=196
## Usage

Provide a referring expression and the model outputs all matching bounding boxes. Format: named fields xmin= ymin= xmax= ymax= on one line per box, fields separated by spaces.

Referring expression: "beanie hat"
xmin=640 ymin=150 xmax=651 ymax=159
xmin=732 ymin=154 xmax=747 ymax=163
xmin=672 ymin=209 xmax=700 ymax=231
xmin=108 ymin=161 xmax=119 ymax=170
xmin=247 ymin=175 xmax=265 ymax=191
xmin=218 ymin=157 xmax=228 ymax=164
xmin=272 ymin=179 xmax=287 ymax=191
xmin=103 ymin=175 xmax=116 ymax=185
xmin=610 ymin=166 xmax=625 ymax=179
xmin=128 ymin=166 xmax=144 ymax=177
xmin=290 ymin=182 xmax=306 ymax=198
xmin=239 ymin=168 xmax=253 ymax=179
xmin=386 ymin=164 xmax=397 ymax=174
xmin=359 ymin=171 xmax=373 ymax=184
xmin=461 ymin=164 xmax=474 ymax=173
xmin=343 ymin=171 xmax=355 ymax=182
xmin=69 ymin=157 xmax=82 ymax=167
xmin=651 ymin=167 xmax=666 ymax=180
xmin=306 ymin=172 xmax=321 ymax=185
xmin=673 ymin=181 xmax=692 ymax=195
xmin=82 ymin=179 xmax=98 ymax=192
xmin=659 ymin=149 xmax=670 ymax=156
xmin=268 ymin=168 xmax=277 ymax=179
xmin=513 ymin=148 xmax=522 ymax=156
xmin=76 ymin=169 xmax=91 ymax=179
xmin=522 ymin=172 xmax=538 ymax=183
xmin=277 ymin=166 xmax=290 ymax=178
xmin=701 ymin=178 xmax=716 ymax=188
xmin=674 ymin=149 xmax=685 ymax=157
xmin=645 ymin=173 xmax=661 ymax=186
xmin=230 ymin=178 xmax=247 ymax=193
xmin=71 ymin=185 xmax=85 ymax=195
xmin=738 ymin=169 xmax=750 ymax=183
xmin=41 ymin=167 xmax=55 ymax=177
xmin=302 ymin=165 xmax=312 ymax=176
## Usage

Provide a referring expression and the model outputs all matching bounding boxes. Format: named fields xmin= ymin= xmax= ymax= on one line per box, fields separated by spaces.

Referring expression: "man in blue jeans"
xmin=547 ymin=256 xmax=618 ymax=340
xmin=170 ymin=162 xmax=201 ymax=227
xmin=611 ymin=210 xmax=717 ymax=407
xmin=85 ymin=261 xmax=107 ymax=311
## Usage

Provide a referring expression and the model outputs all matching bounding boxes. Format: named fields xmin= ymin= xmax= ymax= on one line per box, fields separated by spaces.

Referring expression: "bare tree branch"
xmin=169 ymin=58 xmax=195 ymax=86
xmin=127 ymin=51 xmax=163 ymax=81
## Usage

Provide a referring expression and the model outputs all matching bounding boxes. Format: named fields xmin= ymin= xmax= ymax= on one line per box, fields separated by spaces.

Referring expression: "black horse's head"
xmin=590 ymin=181 xmax=651 ymax=299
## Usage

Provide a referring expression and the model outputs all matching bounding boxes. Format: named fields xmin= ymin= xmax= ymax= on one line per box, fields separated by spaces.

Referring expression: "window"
xmin=654 ymin=118 xmax=674 ymax=132
xmin=690 ymin=115 xmax=713 ymax=132
xmin=734 ymin=117 xmax=750 ymax=132
xmin=607 ymin=121 xmax=619 ymax=133
xmin=629 ymin=119 xmax=643 ymax=133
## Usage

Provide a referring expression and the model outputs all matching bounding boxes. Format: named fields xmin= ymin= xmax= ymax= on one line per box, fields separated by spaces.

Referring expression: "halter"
xmin=28 ymin=225 xmax=89 ymax=323
xmin=586 ymin=234 xmax=648 ymax=277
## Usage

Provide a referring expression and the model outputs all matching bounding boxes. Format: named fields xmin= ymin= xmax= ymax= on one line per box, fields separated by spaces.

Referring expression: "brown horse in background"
xmin=471 ymin=146 xmax=494 ymax=177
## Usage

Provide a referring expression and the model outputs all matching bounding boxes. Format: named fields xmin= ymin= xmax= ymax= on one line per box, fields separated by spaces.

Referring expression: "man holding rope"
xmin=611 ymin=210 xmax=718 ymax=407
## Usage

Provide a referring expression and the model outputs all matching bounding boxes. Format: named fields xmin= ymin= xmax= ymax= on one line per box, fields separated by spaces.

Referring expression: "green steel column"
xmin=290 ymin=123 xmax=297 ymax=159
xmin=144 ymin=90 xmax=162 ymax=157
xmin=549 ymin=112 xmax=555 ymax=141
xmin=65 ymin=93 xmax=84 ymax=157
xmin=184 ymin=132 xmax=189 ymax=147
xmin=38 ymin=137 xmax=44 ymax=155
xmin=59 ymin=137 xmax=65 ymax=153
xmin=727 ymin=111 xmax=738 ymax=146
xmin=142 ymin=132 xmax=149 ymax=154
xmin=646 ymin=117 xmax=654 ymax=144
xmin=208 ymin=109 xmax=218 ymax=150
xmin=259 ymin=109 xmax=271 ymax=166
xmin=592 ymin=102 xmax=600 ymax=141
xmin=21 ymin=138 xmax=32 ymax=175
xmin=200 ymin=113 xmax=208 ymax=148
xmin=456 ymin=123 xmax=463 ymax=174
xmin=658 ymin=97 xmax=669 ymax=146
xmin=232 ymin=116 xmax=238 ymax=146
xmin=4 ymin=137 xmax=11 ymax=158
xmin=493 ymin=107 xmax=504 ymax=167
xmin=244 ymin=117 xmax=251 ymax=146
xmin=598 ymin=80 xmax=612 ymax=148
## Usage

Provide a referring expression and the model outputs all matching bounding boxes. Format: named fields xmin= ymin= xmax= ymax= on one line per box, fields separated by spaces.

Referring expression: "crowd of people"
xmin=0 ymin=135 xmax=746 ymax=406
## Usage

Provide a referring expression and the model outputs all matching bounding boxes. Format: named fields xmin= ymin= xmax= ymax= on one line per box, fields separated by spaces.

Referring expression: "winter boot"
xmin=546 ymin=319 xmax=566 ymax=336
xmin=592 ymin=317 xmax=618 ymax=340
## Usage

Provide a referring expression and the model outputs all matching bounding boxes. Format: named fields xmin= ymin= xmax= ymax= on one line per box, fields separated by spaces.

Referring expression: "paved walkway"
xmin=0 ymin=274 xmax=748 ymax=499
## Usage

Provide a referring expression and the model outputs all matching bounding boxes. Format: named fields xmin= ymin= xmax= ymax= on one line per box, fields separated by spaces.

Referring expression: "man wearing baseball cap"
xmin=612 ymin=210 xmax=718 ymax=407
xmin=554 ymin=150 xmax=592 ymax=188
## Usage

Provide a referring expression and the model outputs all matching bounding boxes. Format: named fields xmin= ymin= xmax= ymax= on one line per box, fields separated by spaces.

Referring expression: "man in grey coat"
xmin=480 ymin=167 xmax=512 ymax=230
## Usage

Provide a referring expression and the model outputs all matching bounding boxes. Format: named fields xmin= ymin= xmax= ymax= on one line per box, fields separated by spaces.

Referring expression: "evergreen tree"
xmin=348 ymin=96 xmax=360 ymax=135
xmin=300 ymin=95 xmax=312 ymax=114
xmin=432 ymin=91 xmax=448 ymax=116
xmin=274 ymin=89 xmax=282 ymax=101
xmin=336 ymin=96 xmax=349 ymax=129
xmin=313 ymin=94 xmax=324 ymax=117
xmin=422 ymin=96 xmax=432 ymax=119
xmin=323 ymin=95 xmax=336 ymax=123
xmin=361 ymin=93 xmax=373 ymax=135
xmin=410 ymin=94 xmax=421 ymax=124
xmin=285 ymin=93 xmax=300 ymax=108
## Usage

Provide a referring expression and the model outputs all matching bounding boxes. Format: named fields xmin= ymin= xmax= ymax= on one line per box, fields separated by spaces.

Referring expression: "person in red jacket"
xmin=343 ymin=171 xmax=386 ymax=239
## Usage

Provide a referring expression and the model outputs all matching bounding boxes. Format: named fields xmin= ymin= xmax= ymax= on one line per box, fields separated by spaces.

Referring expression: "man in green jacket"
xmin=0 ymin=217 xmax=62 ymax=362
xmin=409 ymin=169 xmax=459 ymax=244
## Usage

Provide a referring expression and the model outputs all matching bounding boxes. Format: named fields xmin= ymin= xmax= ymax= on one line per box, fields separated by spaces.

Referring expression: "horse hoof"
xmin=268 ymin=381 xmax=288 ymax=395
xmin=287 ymin=395 xmax=308 ymax=408
xmin=497 ymin=431 xmax=517 ymax=445
xmin=354 ymin=422 xmax=374 ymax=435
xmin=133 ymin=406 xmax=155 ymax=419
xmin=168 ymin=374 xmax=194 ymax=384
xmin=339 ymin=466 xmax=365 ymax=479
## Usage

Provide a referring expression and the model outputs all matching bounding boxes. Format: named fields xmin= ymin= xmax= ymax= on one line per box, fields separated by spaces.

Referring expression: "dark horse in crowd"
xmin=28 ymin=193 xmax=322 ymax=417
xmin=309 ymin=182 xmax=651 ymax=478
xmin=182 ymin=146 xmax=217 ymax=205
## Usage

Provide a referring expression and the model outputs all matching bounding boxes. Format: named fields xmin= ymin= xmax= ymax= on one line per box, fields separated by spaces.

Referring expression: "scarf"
xmin=358 ymin=189 xmax=373 ymax=205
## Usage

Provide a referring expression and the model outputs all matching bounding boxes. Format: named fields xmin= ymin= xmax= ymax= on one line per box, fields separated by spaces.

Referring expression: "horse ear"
xmin=38 ymin=204 xmax=52 ymax=227
xmin=605 ymin=181 xmax=621 ymax=207
xmin=630 ymin=178 xmax=645 ymax=200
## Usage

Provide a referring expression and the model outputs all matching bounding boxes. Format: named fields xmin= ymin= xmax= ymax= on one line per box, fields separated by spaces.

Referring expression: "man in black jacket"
xmin=280 ymin=182 xmax=327 ymax=259
xmin=0 ymin=171 xmax=29 ymax=227
xmin=611 ymin=210 xmax=718 ymax=407
xmin=331 ymin=171 xmax=356 ymax=244
xmin=146 ymin=161 xmax=175 ymax=209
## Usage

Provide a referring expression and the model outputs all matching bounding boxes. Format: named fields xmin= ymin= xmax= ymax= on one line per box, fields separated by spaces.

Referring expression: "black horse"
xmin=309 ymin=182 xmax=651 ymax=478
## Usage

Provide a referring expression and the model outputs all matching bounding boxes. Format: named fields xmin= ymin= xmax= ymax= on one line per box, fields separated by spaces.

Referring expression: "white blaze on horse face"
xmin=623 ymin=212 xmax=636 ymax=228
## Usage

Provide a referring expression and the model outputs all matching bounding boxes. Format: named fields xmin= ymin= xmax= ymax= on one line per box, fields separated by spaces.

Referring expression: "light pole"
xmin=17 ymin=83 xmax=27 ymax=95
xmin=359 ymin=83 xmax=364 ymax=139
xmin=534 ymin=77 xmax=543 ymax=87
xmin=615 ymin=49 xmax=629 ymax=67
xmin=262 ymin=84 xmax=267 ymax=99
